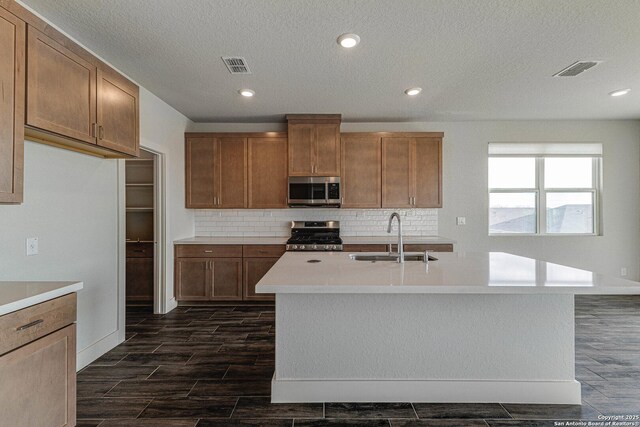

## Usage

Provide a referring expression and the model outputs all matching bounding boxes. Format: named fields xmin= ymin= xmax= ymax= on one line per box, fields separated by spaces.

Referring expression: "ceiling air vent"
xmin=222 ymin=57 xmax=251 ymax=74
xmin=553 ymin=61 xmax=602 ymax=77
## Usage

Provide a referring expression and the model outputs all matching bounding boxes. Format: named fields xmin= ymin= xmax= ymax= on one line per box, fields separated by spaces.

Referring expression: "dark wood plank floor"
xmin=77 ymin=295 xmax=640 ymax=426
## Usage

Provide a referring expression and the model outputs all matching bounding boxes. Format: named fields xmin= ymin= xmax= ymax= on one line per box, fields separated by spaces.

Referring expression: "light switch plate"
xmin=26 ymin=237 xmax=38 ymax=256
xmin=456 ymin=217 xmax=466 ymax=226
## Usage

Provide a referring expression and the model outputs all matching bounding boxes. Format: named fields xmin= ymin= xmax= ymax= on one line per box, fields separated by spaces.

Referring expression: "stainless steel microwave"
xmin=288 ymin=177 xmax=341 ymax=207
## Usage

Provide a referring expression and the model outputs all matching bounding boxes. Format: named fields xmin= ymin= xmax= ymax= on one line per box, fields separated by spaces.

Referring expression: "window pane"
xmin=545 ymin=158 xmax=593 ymax=188
xmin=489 ymin=157 xmax=536 ymax=189
xmin=546 ymin=192 xmax=593 ymax=234
xmin=489 ymin=193 xmax=537 ymax=234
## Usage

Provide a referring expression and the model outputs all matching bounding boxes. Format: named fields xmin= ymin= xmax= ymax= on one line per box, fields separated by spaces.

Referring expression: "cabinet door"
xmin=288 ymin=123 xmax=314 ymax=176
xmin=382 ymin=137 xmax=413 ymax=208
xmin=175 ymin=258 xmax=211 ymax=301
xmin=216 ymin=137 xmax=246 ymax=208
xmin=314 ymin=123 xmax=340 ymax=176
xmin=96 ymin=66 xmax=139 ymax=156
xmin=126 ymin=257 xmax=154 ymax=302
xmin=0 ymin=9 xmax=24 ymax=203
xmin=185 ymin=138 xmax=215 ymax=208
xmin=26 ymin=26 xmax=96 ymax=145
xmin=0 ymin=324 xmax=76 ymax=427
xmin=211 ymin=258 xmax=243 ymax=301
xmin=243 ymin=257 xmax=278 ymax=301
xmin=413 ymin=138 xmax=442 ymax=208
xmin=341 ymin=134 xmax=381 ymax=208
xmin=247 ymin=137 xmax=287 ymax=208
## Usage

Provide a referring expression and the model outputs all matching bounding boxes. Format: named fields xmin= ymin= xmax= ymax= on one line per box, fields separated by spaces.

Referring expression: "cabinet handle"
xmin=16 ymin=319 xmax=44 ymax=331
xmin=98 ymin=125 xmax=104 ymax=140
xmin=204 ymin=250 xmax=213 ymax=253
xmin=91 ymin=123 xmax=97 ymax=138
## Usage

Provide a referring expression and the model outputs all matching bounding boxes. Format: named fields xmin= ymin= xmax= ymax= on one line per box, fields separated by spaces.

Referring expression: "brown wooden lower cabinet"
xmin=176 ymin=258 xmax=211 ymax=300
xmin=211 ymin=258 xmax=243 ymax=301
xmin=126 ymin=242 xmax=154 ymax=302
xmin=126 ymin=258 xmax=154 ymax=302
xmin=244 ymin=258 xmax=278 ymax=301
xmin=0 ymin=294 xmax=77 ymax=427
xmin=175 ymin=244 xmax=283 ymax=302
xmin=175 ymin=255 xmax=243 ymax=302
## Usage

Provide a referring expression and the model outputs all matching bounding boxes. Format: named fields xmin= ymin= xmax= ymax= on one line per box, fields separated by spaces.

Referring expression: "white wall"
xmin=191 ymin=120 xmax=640 ymax=280
xmin=0 ymin=4 xmax=193 ymax=368
xmin=0 ymin=142 xmax=121 ymax=367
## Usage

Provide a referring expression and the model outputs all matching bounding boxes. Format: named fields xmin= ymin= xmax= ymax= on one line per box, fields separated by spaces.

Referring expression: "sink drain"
xmin=307 ymin=259 xmax=321 ymax=263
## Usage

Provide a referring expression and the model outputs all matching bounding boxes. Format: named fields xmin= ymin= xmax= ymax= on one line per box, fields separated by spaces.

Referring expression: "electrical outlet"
xmin=621 ymin=267 xmax=628 ymax=277
xmin=456 ymin=217 xmax=466 ymax=226
xmin=26 ymin=237 xmax=38 ymax=256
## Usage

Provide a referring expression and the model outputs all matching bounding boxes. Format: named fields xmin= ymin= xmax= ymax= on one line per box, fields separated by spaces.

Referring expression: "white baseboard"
xmin=166 ymin=297 xmax=178 ymax=313
xmin=76 ymin=329 xmax=124 ymax=370
xmin=271 ymin=377 xmax=582 ymax=404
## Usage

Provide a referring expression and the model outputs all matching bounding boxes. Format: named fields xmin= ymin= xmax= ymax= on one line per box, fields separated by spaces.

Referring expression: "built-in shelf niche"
xmin=125 ymin=152 xmax=154 ymax=242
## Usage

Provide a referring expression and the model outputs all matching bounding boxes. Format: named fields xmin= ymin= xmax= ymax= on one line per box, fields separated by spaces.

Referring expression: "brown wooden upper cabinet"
xmin=341 ymin=134 xmax=381 ymax=208
xmin=287 ymin=114 xmax=341 ymax=176
xmin=382 ymin=135 xmax=443 ymax=208
xmin=25 ymin=26 xmax=139 ymax=157
xmin=247 ymin=137 xmax=288 ymax=208
xmin=0 ymin=8 xmax=25 ymax=203
xmin=185 ymin=136 xmax=247 ymax=208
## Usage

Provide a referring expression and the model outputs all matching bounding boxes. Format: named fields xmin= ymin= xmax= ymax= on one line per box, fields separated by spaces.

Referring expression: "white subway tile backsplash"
xmin=194 ymin=209 xmax=438 ymax=236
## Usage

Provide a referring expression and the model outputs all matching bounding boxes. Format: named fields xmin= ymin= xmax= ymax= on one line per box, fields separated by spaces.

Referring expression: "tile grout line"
xmin=134 ymin=397 xmax=154 ymax=419
xmin=228 ymin=396 xmax=240 ymax=418
xmin=186 ymin=379 xmax=199 ymax=397
xmin=498 ymin=402 xmax=513 ymax=419
xmin=144 ymin=365 xmax=161 ymax=380
xmin=102 ymin=380 xmax=123 ymax=397
xmin=410 ymin=402 xmax=419 ymax=419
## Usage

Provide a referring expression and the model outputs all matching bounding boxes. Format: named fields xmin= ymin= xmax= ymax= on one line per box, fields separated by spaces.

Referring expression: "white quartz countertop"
xmin=256 ymin=251 xmax=640 ymax=295
xmin=174 ymin=235 xmax=455 ymax=245
xmin=0 ymin=281 xmax=83 ymax=316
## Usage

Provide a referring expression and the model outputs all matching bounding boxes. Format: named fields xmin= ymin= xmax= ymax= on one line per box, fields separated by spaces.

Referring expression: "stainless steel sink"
xmin=349 ymin=253 xmax=438 ymax=262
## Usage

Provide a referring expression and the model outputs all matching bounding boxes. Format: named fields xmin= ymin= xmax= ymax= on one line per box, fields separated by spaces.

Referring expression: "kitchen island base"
xmin=272 ymin=293 xmax=581 ymax=404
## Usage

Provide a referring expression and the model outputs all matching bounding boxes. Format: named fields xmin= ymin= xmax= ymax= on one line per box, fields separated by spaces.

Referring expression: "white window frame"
xmin=488 ymin=153 xmax=602 ymax=237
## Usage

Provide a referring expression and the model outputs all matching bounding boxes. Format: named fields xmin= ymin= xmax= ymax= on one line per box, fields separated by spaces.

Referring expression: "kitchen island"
xmin=256 ymin=251 xmax=640 ymax=404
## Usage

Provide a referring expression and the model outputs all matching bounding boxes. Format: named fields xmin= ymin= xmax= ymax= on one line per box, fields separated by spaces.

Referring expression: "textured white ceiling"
xmin=19 ymin=0 xmax=640 ymax=122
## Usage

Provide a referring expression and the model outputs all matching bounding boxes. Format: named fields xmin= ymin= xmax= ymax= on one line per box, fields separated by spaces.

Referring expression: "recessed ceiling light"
xmin=404 ymin=87 xmax=422 ymax=96
xmin=337 ymin=33 xmax=360 ymax=48
xmin=609 ymin=88 xmax=630 ymax=97
xmin=238 ymin=89 xmax=255 ymax=97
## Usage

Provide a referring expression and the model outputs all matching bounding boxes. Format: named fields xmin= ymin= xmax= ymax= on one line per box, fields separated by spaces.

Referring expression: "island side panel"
xmin=273 ymin=293 xmax=580 ymax=403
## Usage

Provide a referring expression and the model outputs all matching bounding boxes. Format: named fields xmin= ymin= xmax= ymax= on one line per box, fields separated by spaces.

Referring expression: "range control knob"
xmin=312 ymin=244 xmax=317 ymax=250
xmin=332 ymin=245 xmax=337 ymax=250
xmin=292 ymin=245 xmax=298 ymax=250
xmin=300 ymin=245 xmax=305 ymax=250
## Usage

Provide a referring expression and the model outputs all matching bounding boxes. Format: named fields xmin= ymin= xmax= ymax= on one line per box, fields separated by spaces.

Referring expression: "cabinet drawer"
xmin=175 ymin=244 xmax=242 ymax=258
xmin=242 ymin=245 xmax=286 ymax=258
xmin=126 ymin=242 xmax=154 ymax=258
xmin=0 ymin=293 xmax=76 ymax=356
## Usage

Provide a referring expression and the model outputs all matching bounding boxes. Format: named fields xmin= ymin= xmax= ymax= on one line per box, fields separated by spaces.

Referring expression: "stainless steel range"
xmin=285 ymin=221 xmax=343 ymax=251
